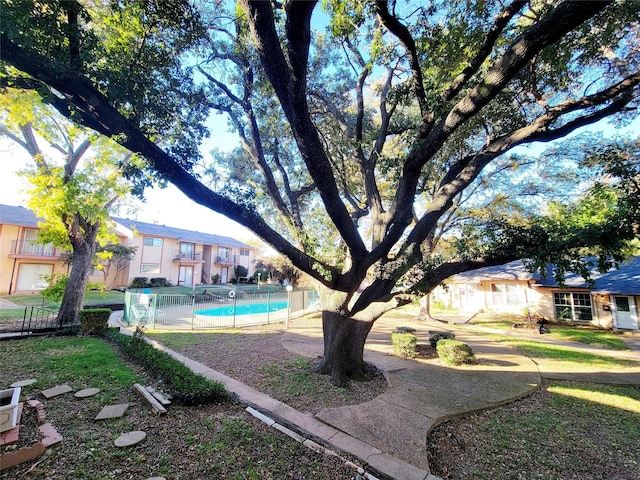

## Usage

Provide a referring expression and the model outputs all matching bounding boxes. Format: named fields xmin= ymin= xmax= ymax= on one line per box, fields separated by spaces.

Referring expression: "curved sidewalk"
xmin=118 ymin=311 xmax=640 ymax=480
xmin=282 ymin=317 xmax=541 ymax=478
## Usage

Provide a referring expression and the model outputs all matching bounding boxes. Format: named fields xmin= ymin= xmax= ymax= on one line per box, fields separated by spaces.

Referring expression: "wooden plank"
xmin=145 ymin=386 xmax=171 ymax=406
xmin=133 ymin=384 xmax=167 ymax=415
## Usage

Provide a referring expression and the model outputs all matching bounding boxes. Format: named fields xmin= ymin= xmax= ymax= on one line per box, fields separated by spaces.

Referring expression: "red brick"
xmin=0 ymin=443 xmax=45 ymax=470
xmin=39 ymin=423 xmax=62 ymax=447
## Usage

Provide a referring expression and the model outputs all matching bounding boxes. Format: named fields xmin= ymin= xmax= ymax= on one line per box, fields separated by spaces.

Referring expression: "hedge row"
xmin=105 ymin=328 xmax=227 ymax=405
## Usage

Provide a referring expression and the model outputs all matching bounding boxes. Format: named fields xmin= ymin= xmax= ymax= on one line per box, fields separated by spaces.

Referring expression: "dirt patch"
xmin=152 ymin=319 xmax=389 ymax=413
xmin=1 ymin=395 xmax=360 ymax=479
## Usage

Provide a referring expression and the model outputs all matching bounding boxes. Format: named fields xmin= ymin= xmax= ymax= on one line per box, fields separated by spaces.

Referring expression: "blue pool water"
xmin=196 ymin=301 xmax=288 ymax=317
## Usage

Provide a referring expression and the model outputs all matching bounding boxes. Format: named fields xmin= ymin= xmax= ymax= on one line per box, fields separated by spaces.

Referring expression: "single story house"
xmin=431 ymin=257 xmax=640 ymax=330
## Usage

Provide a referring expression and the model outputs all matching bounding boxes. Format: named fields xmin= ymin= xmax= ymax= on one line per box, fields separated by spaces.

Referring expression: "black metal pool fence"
xmin=123 ymin=288 xmax=319 ymax=329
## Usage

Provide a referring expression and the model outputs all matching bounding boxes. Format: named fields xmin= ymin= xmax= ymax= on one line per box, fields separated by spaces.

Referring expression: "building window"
xmin=16 ymin=263 xmax=52 ymax=291
xmin=141 ymin=264 xmax=161 ymax=274
xmin=179 ymin=242 xmax=195 ymax=260
xmin=491 ymin=283 xmax=520 ymax=306
xmin=615 ymin=297 xmax=630 ymax=312
xmin=217 ymin=247 xmax=232 ymax=262
xmin=144 ymin=237 xmax=163 ymax=247
xmin=458 ymin=283 xmax=478 ymax=309
xmin=240 ymin=249 xmax=250 ymax=256
xmin=19 ymin=228 xmax=56 ymax=256
xmin=554 ymin=292 xmax=593 ymax=321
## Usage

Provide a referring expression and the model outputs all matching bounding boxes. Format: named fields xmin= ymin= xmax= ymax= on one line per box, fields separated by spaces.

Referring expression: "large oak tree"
xmin=2 ymin=0 xmax=639 ymax=385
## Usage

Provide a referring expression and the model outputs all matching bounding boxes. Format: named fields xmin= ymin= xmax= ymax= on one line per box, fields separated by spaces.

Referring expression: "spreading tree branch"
xmin=0 ymin=34 xmax=343 ymax=288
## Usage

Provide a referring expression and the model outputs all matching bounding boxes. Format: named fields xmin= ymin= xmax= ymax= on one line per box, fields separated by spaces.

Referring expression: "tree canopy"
xmin=2 ymin=0 xmax=639 ymax=384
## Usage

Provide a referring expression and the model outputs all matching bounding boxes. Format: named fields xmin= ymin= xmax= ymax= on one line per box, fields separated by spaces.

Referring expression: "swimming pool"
xmin=196 ymin=301 xmax=288 ymax=317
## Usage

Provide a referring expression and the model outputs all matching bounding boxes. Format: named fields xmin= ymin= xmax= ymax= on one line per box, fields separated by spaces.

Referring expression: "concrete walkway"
xmin=109 ymin=312 xmax=640 ymax=480
xmin=0 ymin=298 xmax=20 ymax=308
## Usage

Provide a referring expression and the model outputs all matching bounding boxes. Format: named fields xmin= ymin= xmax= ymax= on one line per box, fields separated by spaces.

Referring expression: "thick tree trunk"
xmin=57 ymin=219 xmax=99 ymax=325
xmin=419 ymin=293 xmax=434 ymax=320
xmin=316 ymin=310 xmax=375 ymax=387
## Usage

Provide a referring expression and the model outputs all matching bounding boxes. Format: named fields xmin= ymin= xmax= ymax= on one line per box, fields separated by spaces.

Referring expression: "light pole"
xmin=286 ymin=284 xmax=293 ymax=329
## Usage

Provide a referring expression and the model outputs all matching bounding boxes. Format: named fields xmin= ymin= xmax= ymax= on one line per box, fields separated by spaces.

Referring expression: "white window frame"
xmin=144 ymin=237 xmax=163 ymax=247
xmin=141 ymin=263 xmax=161 ymax=274
xmin=490 ymin=283 xmax=520 ymax=307
xmin=553 ymin=292 xmax=593 ymax=321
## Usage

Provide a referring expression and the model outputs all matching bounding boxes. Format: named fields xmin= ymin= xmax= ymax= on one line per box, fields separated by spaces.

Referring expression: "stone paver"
xmin=39 ymin=423 xmax=63 ymax=447
xmin=74 ymin=387 xmax=101 ymax=398
xmin=94 ymin=403 xmax=130 ymax=420
xmin=41 ymin=384 xmax=73 ymax=399
xmin=10 ymin=379 xmax=37 ymax=388
xmin=114 ymin=430 xmax=146 ymax=447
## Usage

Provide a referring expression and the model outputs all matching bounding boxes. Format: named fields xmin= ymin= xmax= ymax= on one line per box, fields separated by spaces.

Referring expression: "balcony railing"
xmin=215 ymin=255 xmax=238 ymax=265
xmin=173 ymin=250 xmax=203 ymax=262
xmin=10 ymin=240 xmax=64 ymax=258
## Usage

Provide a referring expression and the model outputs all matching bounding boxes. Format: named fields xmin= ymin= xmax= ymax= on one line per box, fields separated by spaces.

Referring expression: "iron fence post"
xmin=191 ymin=294 xmax=195 ymax=330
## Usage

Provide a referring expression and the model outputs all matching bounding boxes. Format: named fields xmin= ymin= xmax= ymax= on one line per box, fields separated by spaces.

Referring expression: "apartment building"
xmin=432 ymin=258 xmax=640 ymax=330
xmin=0 ymin=204 xmax=255 ymax=294
xmin=114 ymin=217 xmax=254 ymax=288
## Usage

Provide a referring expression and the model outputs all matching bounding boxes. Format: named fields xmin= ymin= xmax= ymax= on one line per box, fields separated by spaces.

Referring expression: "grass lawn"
xmin=0 ymin=293 xmax=49 ymax=307
xmin=0 ymin=291 xmax=126 ymax=331
xmin=467 ymin=314 xmax=631 ymax=350
xmin=428 ymin=379 xmax=640 ymax=480
xmin=493 ymin=337 xmax=640 ymax=369
xmin=1 ymin=290 xmax=125 ymax=307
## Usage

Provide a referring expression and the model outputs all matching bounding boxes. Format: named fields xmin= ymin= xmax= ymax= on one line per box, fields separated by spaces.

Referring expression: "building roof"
xmin=447 ymin=261 xmax=536 ymax=283
xmin=537 ymin=256 xmax=640 ymax=296
xmin=0 ymin=204 xmax=42 ymax=228
xmin=0 ymin=204 xmax=253 ymax=251
xmin=113 ymin=217 xmax=253 ymax=250
xmin=448 ymin=257 xmax=640 ymax=296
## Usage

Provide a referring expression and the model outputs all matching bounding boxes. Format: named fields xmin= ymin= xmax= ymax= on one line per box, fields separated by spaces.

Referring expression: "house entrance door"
xmin=179 ymin=266 xmax=194 ymax=286
xmin=220 ymin=267 xmax=228 ymax=284
xmin=613 ymin=296 xmax=638 ymax=330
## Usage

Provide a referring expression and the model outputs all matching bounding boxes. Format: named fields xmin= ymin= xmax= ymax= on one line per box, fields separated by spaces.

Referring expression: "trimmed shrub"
xmin=105 ymin=328 xmax=227 ymax=405
xmin=234 ymin=265 xmax=248 ymax=279
xmin=149 ymin=277 xmax=171 ymax=287
xmin=79 ymin=308 xmax=111 ymax=335
xmin=130 ymin=277 xmax=149 ymax=288
xmin=429 ymin=330 xmax=456 ymax=348
xmin=436 ymin=339 xmax=476 ymax=365
xmin=391 ymin=327 xmax=417 ymax=358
